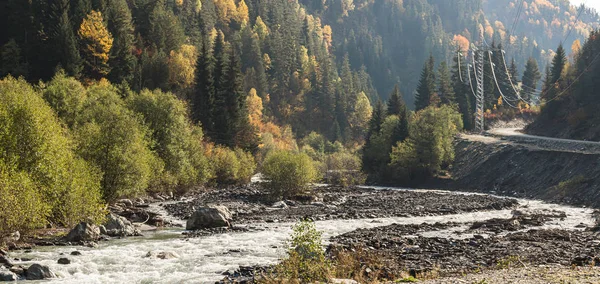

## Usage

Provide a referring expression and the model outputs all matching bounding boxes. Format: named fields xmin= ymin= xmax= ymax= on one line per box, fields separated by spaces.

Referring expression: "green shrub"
xmin=0 ymin=76 xmax=104 ymax=227
xmin=75 ymin=81 xmax=164 ymax=201
xmin=207 ymin=145 xmax=256 ymax=185
xmin=127 ymin=89 xmax=210 ymax=192
xmin=0 ymin=166 xmax=49 ymax=238
xmin=271 ymin=220 xmax=331 ymax=283
xmin=235 ymin=148 xmax=257 ymax=184
xmin=325 ymin=152 xmax=366 ymax=186
xmin=262 ymin=150 xmax=319 ymax=198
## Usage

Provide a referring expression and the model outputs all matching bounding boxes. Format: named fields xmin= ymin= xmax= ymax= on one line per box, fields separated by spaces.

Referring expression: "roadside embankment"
xmin=443 ymin=133 xmax=600 ymax=208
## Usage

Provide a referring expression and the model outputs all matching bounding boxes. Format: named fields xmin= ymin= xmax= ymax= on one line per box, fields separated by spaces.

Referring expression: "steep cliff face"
xmin=446 ymin=137 xmax=600 ymax=207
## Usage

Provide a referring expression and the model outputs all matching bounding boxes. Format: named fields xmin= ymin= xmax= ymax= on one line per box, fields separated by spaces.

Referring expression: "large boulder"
xmin=103 ymin=213 xmax=139 ymax=237
xmin=25 ymin=264 xmax=55 ymax=280
xmin=186 ymin=206 xmax=232 ymax=230
xmin=65 ymin=222 xmax=100 ymax=242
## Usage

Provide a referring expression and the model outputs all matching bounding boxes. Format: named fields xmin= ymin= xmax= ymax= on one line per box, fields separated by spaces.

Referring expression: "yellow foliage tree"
xmin=247 ymin=88 xmax=263 ymax=129
xmin=235 ymin=0 xmax=249 ymax=25
xmin=168 ymin=44 xmax=197 ymax=91
xmin=214 ymin=0 xmax=237 ymax=25
xmin=78 ymin=10 xmax=113 ymax=80
xmin=253 ymin=16 xmax=269 ymax=40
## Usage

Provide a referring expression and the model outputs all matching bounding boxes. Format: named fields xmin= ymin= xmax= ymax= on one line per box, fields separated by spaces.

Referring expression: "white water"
xmin=11 ymin=189 xmax=594 ymax=284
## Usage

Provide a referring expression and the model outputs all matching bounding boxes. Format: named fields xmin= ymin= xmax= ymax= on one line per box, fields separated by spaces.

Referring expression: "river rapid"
xmin=10 ymin=187 xmax=595 ymax=284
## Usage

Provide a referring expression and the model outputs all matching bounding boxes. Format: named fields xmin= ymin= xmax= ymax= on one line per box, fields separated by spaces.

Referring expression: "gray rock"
xmin=25 ymin=264 xmax=56 ymax=280
xmin=0 ymin=256 xmax=12 ymax=268
xmin=0 ymin=270 xmax=17 ymax=281
xmin=8 ymin=266 xmax=23 ymax=276
xmin=271 ymin=201 xmax=288 ymax=209
xmin=117 ymin=199 xmax=133 ymax=207
xmin=99 ymin=225 xmax=107 ymax=235
xmin=70 ymin=251 xmax=82 ymax=256
xmin=145 ymin=251 xmax=179 ymax=259
xmin=103 ymin=213 xmax=139 ymax=237
xmin=57 ymin=258 xmax=70 ymax=265
xmin=65 ymin=223 xmax=100 ymax=242
xmin=186 ymin=206 xmax=232 ymax=230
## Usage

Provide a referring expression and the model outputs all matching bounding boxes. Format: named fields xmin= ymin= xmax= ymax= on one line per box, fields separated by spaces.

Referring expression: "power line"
xmin=564 ymin=2 xmax=586 ymax=44
xmin=510 ymin=0 xmax=525 ymax=37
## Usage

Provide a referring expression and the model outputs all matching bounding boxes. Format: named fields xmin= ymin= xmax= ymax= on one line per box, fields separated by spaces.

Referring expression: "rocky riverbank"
xmin=165 ymin=185 xmax=519 ymax=227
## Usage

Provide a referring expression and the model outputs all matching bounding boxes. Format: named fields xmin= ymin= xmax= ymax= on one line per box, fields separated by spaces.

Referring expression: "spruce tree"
xmin=107 ymin=0 xmax=136 ymax=85
xmin=452 ymin=48 xmax=473 ymax=130
xmin=437 ymin=61 xmax=455 ymax=105
xmin=192 ymin=39 xmax=216 ymax=131
xmin=228 ymin=49 xmax=259 ymax=151
xmin=550 ymin=44 xmax=567 ymax=85
xmin=52 ymin=0 xmax=82 ymax=77
xmin=414 ymin=54 xmax=436 ymax=111
xmin=522 ymin=58 xmax=541 ymax=102
xmin=387 ymin=84 xmax=406 ymax=116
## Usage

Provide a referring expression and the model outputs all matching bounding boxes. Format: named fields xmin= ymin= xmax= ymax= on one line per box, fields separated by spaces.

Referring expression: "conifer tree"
xmin=452 ymin=49 xmax=473 ymax=130
xmin=52 ymin=0 xmax=82 ymax=77
xmin=107 ymin=0 xmax=136 ymax=85
xmin=387 ymin=85 xmax=405 ymax=116
xmin=192 ymin=39 xmax=216 ymax=130
xmin=415 ymin=54 xmax=436 ymax=111
xmin=437 ymin=61 xmax=455 ymax=105
xmin=522 ymin=57 xmax=541 ymax=102
xmin=550 ymin=44 xmax=567 ymax=85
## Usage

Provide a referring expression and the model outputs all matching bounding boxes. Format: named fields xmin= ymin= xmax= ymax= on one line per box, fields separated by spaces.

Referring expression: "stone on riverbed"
xmin=103 ymin=213 xmax=139 ymax=237
xmin=25 ymin=264 xmax=56 ymax=280
xmin=186 ymin=206 xmax=232 ymax=230
xmin=57 ymin=258 xmax=71 ymax=265
xmin=0 ymin=256 xmax=12 ymax=269
xmin=66 ymin=222 xmax=100 ymax=242
xmin=145 ymin=251 xmax=179 ymax=259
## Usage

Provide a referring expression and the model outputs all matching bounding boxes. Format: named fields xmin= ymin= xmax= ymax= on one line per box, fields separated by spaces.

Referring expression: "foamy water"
xmin=11 ymin=188 xmax=594 ymax=284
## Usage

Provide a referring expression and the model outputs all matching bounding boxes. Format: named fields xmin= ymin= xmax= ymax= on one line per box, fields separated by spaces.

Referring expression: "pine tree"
xmin=550 ymin=44 xmax=567 ymax=85
xmin=415 ymin=54 xmax=436 ymax=111
xmin=0 ymin=39 xmax=28 ymax=77
xmin=522 ymin=57 xmax=541 ymax=102
xmin=387 ymin=84 xmax=406 ymax=116
xmin=437 ymin=61 xmax=455 ymax=105
xmin=192 ymin=38 xmax=216 ymax=131
xmin=362 ymin=100 xmax=384 ymax=174
xmin=52 ymin=0 xmax=82 ymax=77
xmin=107 ymin=0 xmax=136 ymax=85
xmin=452 ymin=48 xmax=473 ymax=130
xmin=228 ymin=49 xmax=259 ymax=151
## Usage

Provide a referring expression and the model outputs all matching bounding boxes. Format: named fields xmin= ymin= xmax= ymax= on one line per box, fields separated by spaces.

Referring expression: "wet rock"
xmin=70 ymin=251 xmax=82 ymax=256
xmin=0 ymin=256 xmax=12 ymax=268
xmin=57 ymin=258 xmax=71 ymax=265
xmin=0 ymin=270 xmax=17 ymax=281
xmin=8 ymin=266 xmax=24 ymax=276
xmin=103 ymin=213 xmax=139 ymax=237
xmin=145 ymin=251 xmax=179 ymax=259
xmin=65 ymin=222 xmax=100 ymax=242
xmin=0 ymin=250 xmax=7 ymax=256
xmin=186 ymin=206 xmax=232 ymax=230
xmin=25 ymin=264 xmax=56 ymax=280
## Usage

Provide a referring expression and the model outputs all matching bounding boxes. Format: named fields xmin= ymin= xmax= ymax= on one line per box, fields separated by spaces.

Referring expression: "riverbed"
xmin=8 ymin=187 xmax=595 ymax=283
